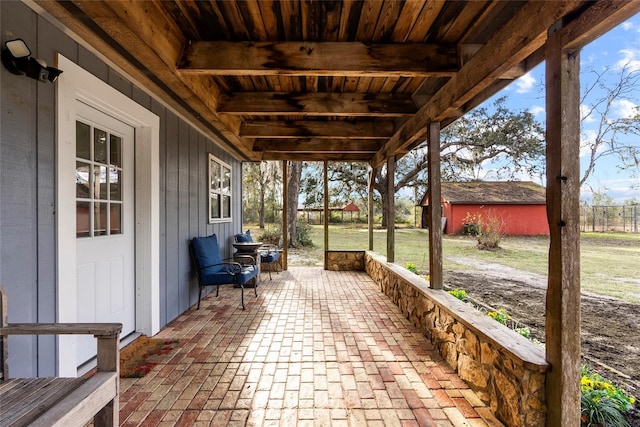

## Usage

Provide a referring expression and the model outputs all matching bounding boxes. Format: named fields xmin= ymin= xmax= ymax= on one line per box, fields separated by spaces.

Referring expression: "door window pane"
xmin=109 ymin=168 xmax=121 ymax=201
xmin=76 ymin=122 xmax=91 ymax=160
xmin=94 ymin=128 xmax=108 ymax=163
xmin=110 ymin=204 xmax=122 ymax=235
xmin=76 ymin=201 xmax=91 ymax=238
xmin=94 ymin=202 xmax=107 ymax=236
xmin=94 ymin=165 xmax=108 ymax=200
xmin=76 ymin=162 xmax=91 ymax=198
xmin=110 ymin=135 xmax=122 ymax=168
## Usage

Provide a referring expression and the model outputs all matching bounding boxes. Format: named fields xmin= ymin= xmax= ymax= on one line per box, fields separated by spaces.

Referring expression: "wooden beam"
xmin=219 ymin=92 xmax=417 ymax=117
xmin=179 ymin=41 xmax=458 ymax=77
xmin=34 ymin=0 xmax=256 ymax=161
xmin=371 ymin=1 xmax=583 ymax=167
xmin=253 ymin=139 xmax=382 ymax=153
xmin=544 ymin=25 xmax=582 ymax=427
xmin=261 ymin=152 xmax=372 ymax=162
xmin=241 ymin=120 xmax=395 ymax=139
xmin=427 ymin=122 xmax=443 ymax=290
xmin=368 ymin=167 xmax=376 ymax=251
xmin=323 ymin=161 xmax=329 ymax=270
xmin=386 ymin=156 xmax=395 ymax=263
xmin=282 ymin=161 xmax=288 ymax=270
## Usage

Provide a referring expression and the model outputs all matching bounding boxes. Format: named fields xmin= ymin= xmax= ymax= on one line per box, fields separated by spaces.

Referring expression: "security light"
xmin=1 ymin=38 xmax=62 ymax=83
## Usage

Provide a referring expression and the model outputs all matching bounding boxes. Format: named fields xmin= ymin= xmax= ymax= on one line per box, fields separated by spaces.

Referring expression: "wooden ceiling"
xmin=36 ymin=1 xmax=640 ymax=166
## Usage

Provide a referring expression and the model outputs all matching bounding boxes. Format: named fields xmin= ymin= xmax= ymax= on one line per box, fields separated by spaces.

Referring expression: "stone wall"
xmin=364 ymin=252 xmax=548 ymax=427
xmin=326 ymin=251 xmax=365 ymax=271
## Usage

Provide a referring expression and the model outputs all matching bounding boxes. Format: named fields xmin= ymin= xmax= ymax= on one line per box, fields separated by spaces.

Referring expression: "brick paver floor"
xmin=119 ymin=267 xmax=504 ymax=427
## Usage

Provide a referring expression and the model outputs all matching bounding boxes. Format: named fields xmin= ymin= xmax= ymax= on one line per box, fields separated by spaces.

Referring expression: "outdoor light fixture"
xmin=1 ymin=38 xmax=62 ymax=83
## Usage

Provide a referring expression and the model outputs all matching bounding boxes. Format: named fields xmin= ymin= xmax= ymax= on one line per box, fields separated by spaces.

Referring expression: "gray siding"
xmin=0 ymin=1 xmax=243 ymax=377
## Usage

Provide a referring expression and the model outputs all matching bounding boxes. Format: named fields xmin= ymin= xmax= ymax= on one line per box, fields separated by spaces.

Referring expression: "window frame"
xmin=208 ymin=153 xmax=233 ymax=223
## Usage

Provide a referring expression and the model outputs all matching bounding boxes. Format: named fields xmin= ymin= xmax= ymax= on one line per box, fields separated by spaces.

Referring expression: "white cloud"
xmin=515 ymin=72 xmax=536 ymax=94
xmin=529 ymin=105 xmax=545 ymax=117
xmin=580 ymin=104 xmax=596 ymax=123
xmin=616 ymin=48 xmax=640 ymax=72
xmin=580 ymin=129 xmax=599 ymax=158
xmin=612 ymin=99 xmax=637 ymax=119
xmin=622 ymin=21 xmax=634 ymax=31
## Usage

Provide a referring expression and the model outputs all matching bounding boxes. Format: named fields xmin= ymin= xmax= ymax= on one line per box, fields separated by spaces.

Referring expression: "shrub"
xmin=487 ymin=308 xmax=510 ymax=325
xmin=476 ymin=212 xmax=505 ymax=251
xmin=515 ymin=327 xmax=531 ymax=339
xmin=448 ymin=289 xmax=467 ymax=301
xmin=406 ymin=263 xmax=419 ymax=275
xmin=294 ymin=221 xmax=314 ymax=247
xmin=581 ymin=365 xmax=635 ymax=427
xmin=462 ymin=212 xmax=482 ymax=236
xmin=257 ymin=227 xmax=281 ymax=245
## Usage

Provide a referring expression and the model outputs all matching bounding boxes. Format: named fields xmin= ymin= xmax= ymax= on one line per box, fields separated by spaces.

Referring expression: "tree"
xmin=242 ymin=162 xmax=281 ymax=228
xmin=580 ymin=62 xmax=640 ymax=186
xmin=322 ymin=96 xmax=546 ymax=227
xmin=286 ymin=161 xmax=303 ymax=248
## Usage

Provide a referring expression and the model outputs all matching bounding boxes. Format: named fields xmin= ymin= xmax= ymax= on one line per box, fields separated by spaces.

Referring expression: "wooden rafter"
xmin=253 ymin=139 xmax=382 ymax=153
xmin=240 ymin=120 xmax=395 ymax=139
xmin=219 ymin=92 xmax=417 ymax=117
xmin=178 ymin=41 xmax=458 ymax=77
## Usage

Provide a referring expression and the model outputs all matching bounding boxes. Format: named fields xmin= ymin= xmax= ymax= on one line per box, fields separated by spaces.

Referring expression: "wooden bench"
xmin=0 ymin=286 xmax=122 ymax=426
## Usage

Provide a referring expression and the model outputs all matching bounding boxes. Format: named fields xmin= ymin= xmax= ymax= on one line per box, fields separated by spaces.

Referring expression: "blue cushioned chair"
xmin=234 ymin=230 xmax=281 ymax=280
xmin=190 ymin=234 xmax=259 ymax=310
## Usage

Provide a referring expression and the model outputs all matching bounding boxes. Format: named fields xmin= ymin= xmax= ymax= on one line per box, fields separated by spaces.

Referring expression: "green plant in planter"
xmin=515 ymin=327 xmax=531 ymax=339
xmin=448 ymin=289 xmax=467 ymax=301
xmin=487 ymin=308 xmax=510 ymax=325
xmin=405 ymin=263 xmax=419 ymax=275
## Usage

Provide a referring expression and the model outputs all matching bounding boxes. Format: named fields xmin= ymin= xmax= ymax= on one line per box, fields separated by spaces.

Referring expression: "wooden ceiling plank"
xmin=437 ymin=1 xmax=489 ymax=43
xmin=257 ymin=0 xmax=280 ymax=41
xmin=372 ymin=1 xmax=584 ymax=167
xmin=356 ymin=0 xmax=384 ymax=40
xmin=219 ymin=92 xmax=416 ymax=117
xmin=405 ymin=0 xmax=446 ymax=42
xmin=238 ymin=0 xmax=269 ymax=40
xmin=338 ymin=0 xmax=361 ymax=41
xmin=261 ymin=152 xmax=372 ymax=162
xmin=279 ymin=0 xmax=301 ymax=40
xmin=321 ymin=1 xmax=343 ymax=41
xmin=178 ymin=41 xmax=458 ymax=77
xmin=240 ymin=120 xmax=395 ymax=139
xmin=253 ymin=139 xmax=382 ymax=153
xmin=391 ymin=0 xmax=427 ymax=42
xmin=216 ymin=1 xmax=251 ymax=40
xmin=371 ymin=0 xmax=405 ymax=41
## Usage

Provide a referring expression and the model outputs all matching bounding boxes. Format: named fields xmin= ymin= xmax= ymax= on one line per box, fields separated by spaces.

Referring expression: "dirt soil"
xmin=445 ymin=257 xmax=640 ymax=401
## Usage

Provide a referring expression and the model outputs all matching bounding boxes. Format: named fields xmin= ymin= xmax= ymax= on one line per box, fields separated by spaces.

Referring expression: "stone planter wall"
xmin=364 ymin=251 xmax=549 ymax=427
xmin=326 ymin=251 xmax=365 ymax=271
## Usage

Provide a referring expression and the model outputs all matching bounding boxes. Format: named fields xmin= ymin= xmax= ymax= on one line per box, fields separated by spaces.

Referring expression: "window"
xmin=209 ymin=154 xmax=232 ymax=223
xmin=76 ymin=120 xmax=124 ymax=238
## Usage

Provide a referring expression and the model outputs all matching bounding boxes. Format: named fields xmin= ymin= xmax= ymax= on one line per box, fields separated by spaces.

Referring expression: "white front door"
xmin=74 ymin=102 xmax=136 ymax=365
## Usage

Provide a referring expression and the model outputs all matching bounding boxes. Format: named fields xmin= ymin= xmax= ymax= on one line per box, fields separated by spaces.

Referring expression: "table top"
xmin=232 ymin=242 xmax=263 ymax=252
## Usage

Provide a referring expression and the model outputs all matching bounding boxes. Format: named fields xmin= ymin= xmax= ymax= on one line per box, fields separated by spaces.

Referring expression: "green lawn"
xmin=279 ymin=224 xmax=640 ymax=303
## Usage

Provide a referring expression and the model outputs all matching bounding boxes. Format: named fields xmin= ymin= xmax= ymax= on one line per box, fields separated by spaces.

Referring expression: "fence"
xmin=580 ymin=205 xmax=640 ymax=233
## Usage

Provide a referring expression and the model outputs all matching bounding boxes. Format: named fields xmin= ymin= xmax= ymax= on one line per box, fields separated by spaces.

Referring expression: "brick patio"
xmin=120 ymin=267 xmax=504 ymax=427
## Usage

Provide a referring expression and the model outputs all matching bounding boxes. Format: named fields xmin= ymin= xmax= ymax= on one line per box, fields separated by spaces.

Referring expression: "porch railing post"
xmin=386 ymin=156 xmax=395 ymax=263
xmin=282 ymin=160 xmax=288 ymax=270
xmin=368 ymin=167 xmax=376 ymax=251
xmin=323 ymin=161 xmax=329 ymax=269
xmin=427 ymin=122 xmax=443 ymax=289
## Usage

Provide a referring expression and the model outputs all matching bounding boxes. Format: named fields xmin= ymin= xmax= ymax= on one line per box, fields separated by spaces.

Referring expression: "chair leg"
xmin=240 ymin=284 xmax=245 ymax=310
xmin=268 ymin=262 xmax=272 ymax=280
xmin=197 ymin=286 xmax=203 ymax=310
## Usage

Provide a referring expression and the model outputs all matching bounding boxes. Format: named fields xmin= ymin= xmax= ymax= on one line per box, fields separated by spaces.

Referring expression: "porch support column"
xmin=282 ymin=161 xmax=288 ymax=270
xmin=427 ymin=122 xmax=443 ymax=289
xmin=545 ymin=24 xmax=581 ymax=427
xmin=386 ymin=156 xmax=395 ymax=263
xmin=323 ymin=161 xmax=329 ymax=269
xmin=368 ymin=167 xmax=376 ymax=251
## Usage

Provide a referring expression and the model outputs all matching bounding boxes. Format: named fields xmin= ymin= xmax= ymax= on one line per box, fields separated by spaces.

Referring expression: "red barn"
xmin=420 ymin=181 xmax=549 ymax=236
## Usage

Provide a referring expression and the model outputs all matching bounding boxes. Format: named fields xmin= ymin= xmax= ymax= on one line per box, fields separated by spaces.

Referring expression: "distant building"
xmin=419 ymin=181 xmax=549 ymax=235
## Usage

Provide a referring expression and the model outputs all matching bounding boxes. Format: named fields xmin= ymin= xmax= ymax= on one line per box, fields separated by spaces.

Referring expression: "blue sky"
xmin=479 ymin=16 xmax=640 ymax=203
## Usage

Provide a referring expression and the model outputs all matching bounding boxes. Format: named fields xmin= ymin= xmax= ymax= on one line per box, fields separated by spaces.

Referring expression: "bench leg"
xmin=240 ymin=284 xmax=245 ymax=310
xmin=94 ymin=399 xmax=118 ymax=427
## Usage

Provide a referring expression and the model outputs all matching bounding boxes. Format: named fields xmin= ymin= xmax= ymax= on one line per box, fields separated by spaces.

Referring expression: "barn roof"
xmin=420 ymin=181 xmax=546 ymax=205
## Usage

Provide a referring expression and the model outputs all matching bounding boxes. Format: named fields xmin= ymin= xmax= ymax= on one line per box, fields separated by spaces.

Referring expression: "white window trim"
xmin=56 ymin=54 xmax=160 ymax=376
xmin=208 ymin=153 xmax=233 ymax=223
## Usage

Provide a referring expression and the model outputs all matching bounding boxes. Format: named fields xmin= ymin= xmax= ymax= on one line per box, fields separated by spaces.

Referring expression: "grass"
xmin=274 ymin=224 xmax=640 ymax=304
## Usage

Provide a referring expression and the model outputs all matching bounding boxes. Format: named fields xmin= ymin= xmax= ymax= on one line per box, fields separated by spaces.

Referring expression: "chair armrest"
xmin=1 ymin=323 xmax=122 ymax=338
xmin=199 ymin=261 xmax=246 ymax=274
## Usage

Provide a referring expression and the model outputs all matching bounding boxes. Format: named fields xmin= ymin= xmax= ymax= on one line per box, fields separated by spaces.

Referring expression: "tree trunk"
xmin=287 ymin=161 xmax=302 ymax=248
xmin=259 ymin=182 xmax=266 ymax=229
xmin=376 ymin=170 xmax=389 ymax=229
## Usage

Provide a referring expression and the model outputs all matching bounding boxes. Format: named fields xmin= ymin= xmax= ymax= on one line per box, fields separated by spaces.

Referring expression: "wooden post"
xmin=282 ymin=161 xmax=288 ymax=270
xmin=545 ymin=26 xmax=581 ymax=427
xmin=368 ymin=167 xmax=376 ymax=251
xmin=94 ymin=333 xmax=120 ymax=426
xmin=427 ymin=122 xmax=443 ymax=289
xmin=386 ymin=156 xmax=395 ymax=263
xmin=323 ymin=161 xmax=329 ymax=269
